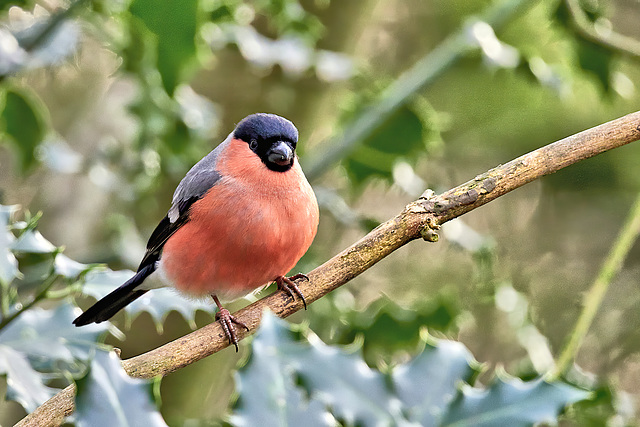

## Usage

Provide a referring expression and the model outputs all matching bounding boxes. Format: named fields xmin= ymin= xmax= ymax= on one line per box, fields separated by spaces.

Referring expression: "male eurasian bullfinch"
xmin=73 ymin=113 xmax=319 ymax=350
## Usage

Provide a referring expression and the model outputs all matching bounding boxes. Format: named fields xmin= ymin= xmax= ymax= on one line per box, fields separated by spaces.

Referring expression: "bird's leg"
xmin=275 ymin=274 xmax=309 ymax=309
xmin=212 ymin=295 xmax=249 ymax=352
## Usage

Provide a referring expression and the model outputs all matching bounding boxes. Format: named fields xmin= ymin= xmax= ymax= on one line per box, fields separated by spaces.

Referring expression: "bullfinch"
xmin=73 ymin=113 xmax=319 ymax=350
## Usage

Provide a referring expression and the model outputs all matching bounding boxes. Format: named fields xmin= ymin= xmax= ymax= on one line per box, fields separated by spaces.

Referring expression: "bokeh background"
xmin=1 ymin=0 xmax=640 ymax=424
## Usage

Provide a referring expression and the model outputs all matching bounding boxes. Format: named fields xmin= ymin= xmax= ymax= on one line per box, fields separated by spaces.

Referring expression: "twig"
xmin=548 ymin=191 xmax=640 ymax=380
xmin=304 ymin=0 xmax=535 ymax=181
xmin=0 ymin=263 xmax=60 ymax=331
xmin=15 ymin=111 xmax=640 ymax=427
xmin=564 ymin=0 xmax=640 ymax=60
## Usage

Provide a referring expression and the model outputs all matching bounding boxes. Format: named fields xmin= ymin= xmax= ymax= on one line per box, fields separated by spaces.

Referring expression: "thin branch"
xmin=565 ymin=0 xmax=640 ymax=60
xmin=0 ymin=273 xmax=58 ymax=331
xmin=303 ymin=0 xmax=535 ymax=181
xmin=16 ymin=111 xmax=640 ymax=427
xmin=548 ymin=191 xmax=640 ymax=380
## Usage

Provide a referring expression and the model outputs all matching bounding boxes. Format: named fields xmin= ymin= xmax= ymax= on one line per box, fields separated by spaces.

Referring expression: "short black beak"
xmin=267 ymin=141 xmax=293 ymax=166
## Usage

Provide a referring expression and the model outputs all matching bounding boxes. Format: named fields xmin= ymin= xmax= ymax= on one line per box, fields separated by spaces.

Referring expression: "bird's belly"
xmin=157 ymin=183 xmax=317 ymax=298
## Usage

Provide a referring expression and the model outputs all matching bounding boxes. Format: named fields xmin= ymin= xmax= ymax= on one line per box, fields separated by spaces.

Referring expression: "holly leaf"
xmin=0 ymin=303 xmax=107 ymax=373
xmin=74 ymin=350 xmax=167 ymax=427
xmin=80 ymin=269 xmax=213 ymax=331
xmin=343 ymin=105 xmax=430 ymax=187
xmin=441 ymin=376 xmax=591 ymax=427
xmin=392 ymin=340 xmax=479 ymax=425
xmin=10 ymin=229 xmax=57 ymax=254
xmin=54 ymin=253 xmax=91 ymax=279
xmin=0 ymin=204 xmax=19 ymax=285
xmin=231 ymin=312 xmax=332 ymax=427
xmin=576 ymin=38 xmax=613 ymax=93
xmin=129 ymin=0 xmax=199 ymax=95
xmin=0 ymin=345 xmax=57 ymax=412
xmin=234 ymin=312 xmax=592 ymax=427
xmin=0 ymin=88 xmax=47 ymax=173
xmin=0 ymin=303 xmax=108 ymax=412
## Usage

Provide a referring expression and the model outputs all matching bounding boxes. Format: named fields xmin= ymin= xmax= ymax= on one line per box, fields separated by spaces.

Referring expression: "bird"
xmin=73 ymin=113 xmax=319 ymax=350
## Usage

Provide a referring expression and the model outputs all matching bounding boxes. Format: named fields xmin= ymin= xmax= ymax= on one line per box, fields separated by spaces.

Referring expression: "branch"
xmin=304 ymin=0 xmax=535 ymax=181
xmin=549 ymin=190 xmax=640 ymax=380
xmin=16 ymin=110 xmax=640 ymax=426
xmin=565 ymin=0 xmax=640 ymax=60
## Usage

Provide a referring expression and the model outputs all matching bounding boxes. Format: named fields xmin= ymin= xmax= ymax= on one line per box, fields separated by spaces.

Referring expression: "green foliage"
xmin=0 ymin=88 xmax=46 ymax=173
xmin=74 ymin=350 xmax=166 ymax=427
xmin=309 ymin=291 xmax=461 ymax=366
xmin=551 ymin=0 xmax=615 ymax=93
xmin=129 ymin=0 xmax=199 ymax=96
xmin=344 ymin=105 xmax=428 ymax=187
xmin=233 ymin=312 xmax=590 ymax=426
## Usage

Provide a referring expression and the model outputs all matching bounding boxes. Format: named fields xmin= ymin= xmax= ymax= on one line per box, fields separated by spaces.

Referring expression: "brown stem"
xmin=15 ymin=110 xmax=640 ymax=427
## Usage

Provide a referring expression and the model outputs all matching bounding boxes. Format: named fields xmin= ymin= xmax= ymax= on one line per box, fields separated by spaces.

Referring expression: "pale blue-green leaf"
xmin=393 ymin=340 xmax=478 ymax=425
xmin=0 ymin=345 xmax=56 ymax=412
xmin=81 ymin=269 xmax=213 ymax=330
xmin=248 ymin=312 xmax=408 ymax=426
xmin=37 ymin=138 xmax=84 ymax=174
xmin=74 ymin=350 xmax=167 ymax=427
xmin=10 ymin=229 xmax=57 ymax=253
xmin=231 ymin=312 xmax=333 ymax=427
xmin=54 ymin=253 xmax=90 ymax=279
xmin=0 ymin=204 xmax=19 ymax=284
xmin=0 ymin=28 xmax=26 ymax=74
xmin=0 ymin=303 xmax=107 ymax=372
xmin=441 ymin=377 xmax=591 ymax=427
xmin=291 ymin=334 xmax=407 ymax=426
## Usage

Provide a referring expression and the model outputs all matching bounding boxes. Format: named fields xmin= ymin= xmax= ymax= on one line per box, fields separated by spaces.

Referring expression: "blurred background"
xmin=1 ymin=0 xmax=640 ymax=424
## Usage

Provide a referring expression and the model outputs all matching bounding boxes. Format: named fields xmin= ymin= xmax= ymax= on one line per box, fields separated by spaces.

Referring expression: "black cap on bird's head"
xmin=234 ymin=113 xmax=299 ymax=172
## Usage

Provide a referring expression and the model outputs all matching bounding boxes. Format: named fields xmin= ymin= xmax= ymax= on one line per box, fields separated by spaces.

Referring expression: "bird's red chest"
xmin=159 ymin=139 xmax=319 ymax=298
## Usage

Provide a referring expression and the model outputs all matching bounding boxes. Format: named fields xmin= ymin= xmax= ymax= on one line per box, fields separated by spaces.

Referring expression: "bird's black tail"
xmin=73 ymin=264 xmax=155 ymax=326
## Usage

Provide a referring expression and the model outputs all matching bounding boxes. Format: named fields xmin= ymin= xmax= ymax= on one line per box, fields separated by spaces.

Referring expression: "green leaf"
xmin=129 ymin=0 xmax=199 ymax=95
xmin=441 ymin=377 xmax=591 ymax=427
xmin=576 ymin=38 xmax=613 ymax=93
xmin=0 ymin=88 xmax=47 ymax=172
xmin=74 ymin=350 xmax=167 ymax=427
xmin=0 ymin=303 xmax=108 ymax=372
xmin=0 ymin=345 xmax=57 ymax=412
xmin=80 ymin=269 xmax=213 ymax=330
xmin=343 ymin=105 xmax=428 ymax=187
xmin=231 ymin=312 xmax=332 ymax=427
xmin=0 ymin=0 xmax=29 ymax=12
xmin=0 ymin=204 xmax=19 ymax=284
xmin=392 ymin=340 xmax=479 ymax=425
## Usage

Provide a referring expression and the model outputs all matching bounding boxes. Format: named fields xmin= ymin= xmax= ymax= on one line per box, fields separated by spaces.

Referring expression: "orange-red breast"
xmin=74 ymin=113 xmax=319 ymax=349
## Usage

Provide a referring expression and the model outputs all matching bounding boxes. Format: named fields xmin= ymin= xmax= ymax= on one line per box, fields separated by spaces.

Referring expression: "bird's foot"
xmin=215 ymin=307 xmax=249 ymax=352
xmin=275 ymin=274 xmax=308 ymax=309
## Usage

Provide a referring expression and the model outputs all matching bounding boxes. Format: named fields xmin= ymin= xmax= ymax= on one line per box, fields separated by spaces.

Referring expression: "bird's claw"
xmin=215 ymin=308 xmax=249 ymax=352
xmin=276 ymin=274 xmax=308 ymax=309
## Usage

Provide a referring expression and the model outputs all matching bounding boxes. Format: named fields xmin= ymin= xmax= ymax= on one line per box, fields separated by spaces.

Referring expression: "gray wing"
xmin=137 ymin=135 xmax=230 ymax=271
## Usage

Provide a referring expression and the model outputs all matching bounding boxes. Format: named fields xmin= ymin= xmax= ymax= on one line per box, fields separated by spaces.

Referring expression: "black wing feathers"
xmin=137 ymin=196 xmax=199 ymax=271
xmin=72 ymin=264 xmax=155 ymax=326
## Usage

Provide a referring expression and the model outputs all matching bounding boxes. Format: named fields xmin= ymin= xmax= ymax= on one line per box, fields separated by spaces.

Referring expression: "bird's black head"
xmin=234 ymin=113 xmax=299 ymax=172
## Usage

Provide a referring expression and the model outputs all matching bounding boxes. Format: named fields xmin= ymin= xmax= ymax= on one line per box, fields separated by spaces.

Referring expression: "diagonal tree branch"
xmin=16 ymin=110 xmax=640 ymax=427
xmin=303 ymin=0 xmax=536 ymax=181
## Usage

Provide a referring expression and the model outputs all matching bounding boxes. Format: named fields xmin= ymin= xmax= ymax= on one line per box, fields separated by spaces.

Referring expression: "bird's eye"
xmin=249 ymin=139 xmax=258 ymax=150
